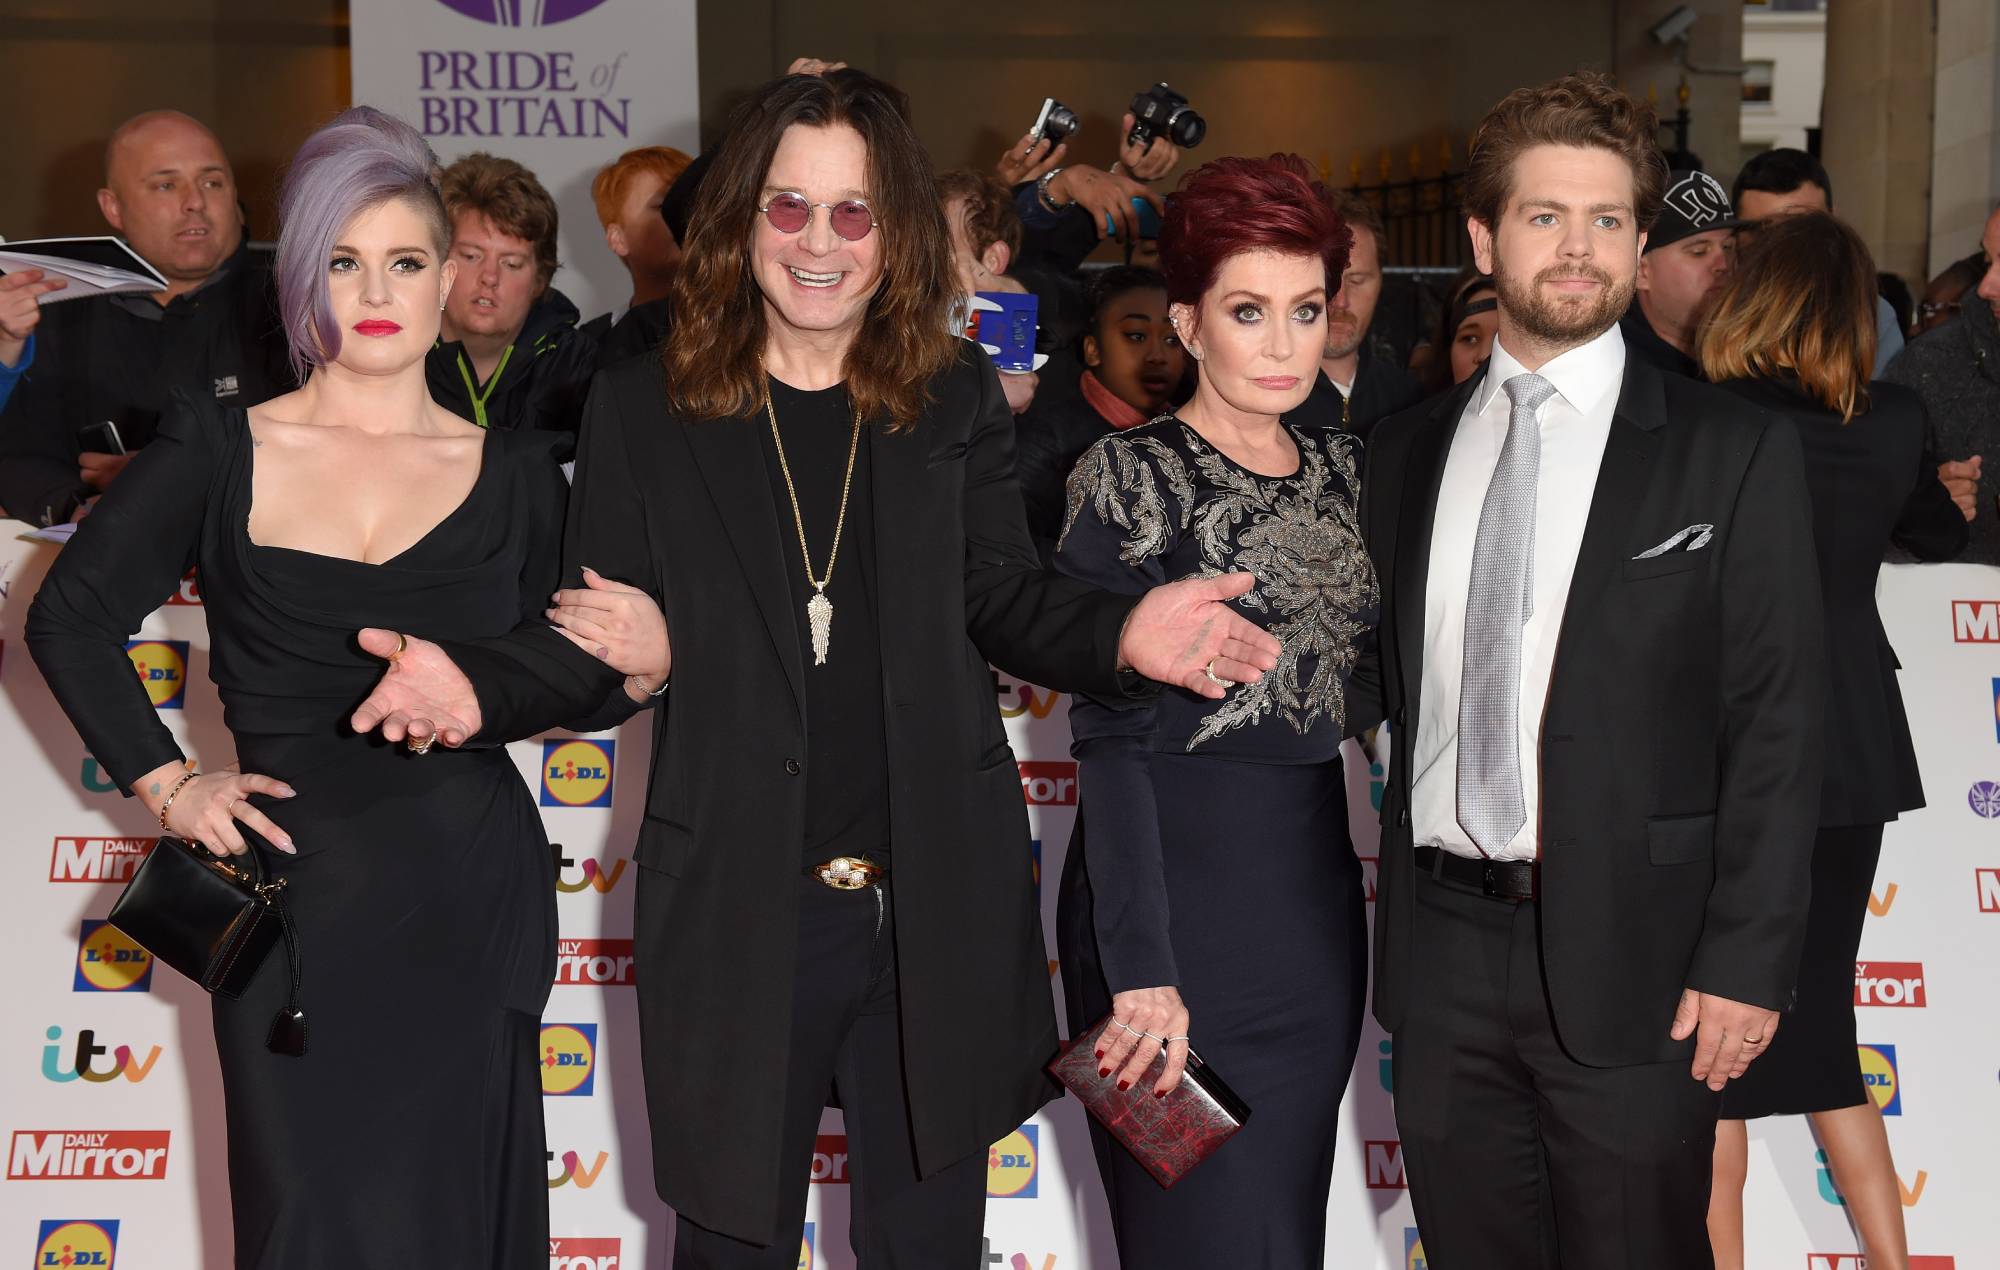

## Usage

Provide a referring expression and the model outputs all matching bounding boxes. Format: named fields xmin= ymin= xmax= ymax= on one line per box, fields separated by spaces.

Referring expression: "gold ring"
xmin=405 ymin=733 xmax=436 ymax=755
xmin=388 ymin=632 xmax=407 ymax=663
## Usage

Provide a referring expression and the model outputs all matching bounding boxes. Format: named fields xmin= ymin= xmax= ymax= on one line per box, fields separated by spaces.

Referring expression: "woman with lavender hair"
xmin=26 ymin=107 xmax=573 ymax=1267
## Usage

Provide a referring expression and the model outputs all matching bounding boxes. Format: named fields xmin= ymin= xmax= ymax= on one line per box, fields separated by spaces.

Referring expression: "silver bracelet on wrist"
xmin=629 ymin=674 xmax=668 ymax=698
xmin=1035 ymin=166 xmax=1067 ymax=213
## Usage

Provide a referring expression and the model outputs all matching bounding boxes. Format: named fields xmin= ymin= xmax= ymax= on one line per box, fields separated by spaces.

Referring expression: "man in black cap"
xmin=1619 ymin=169 xmax=1739 ymax=379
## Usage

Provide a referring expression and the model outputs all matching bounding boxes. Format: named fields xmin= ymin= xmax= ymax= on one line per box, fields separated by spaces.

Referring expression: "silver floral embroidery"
xmin=1062 ymin=421 xmax=1378 ymax=750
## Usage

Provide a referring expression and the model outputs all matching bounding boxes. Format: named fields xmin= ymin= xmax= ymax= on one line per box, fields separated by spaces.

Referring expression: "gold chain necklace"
xmin=763 ymin=383 xmax=862 ymax=666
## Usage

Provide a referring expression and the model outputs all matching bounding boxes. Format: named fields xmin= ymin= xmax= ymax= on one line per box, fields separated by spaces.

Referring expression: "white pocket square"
xmin=1632 ymin=523 xmax=1714 ymax=559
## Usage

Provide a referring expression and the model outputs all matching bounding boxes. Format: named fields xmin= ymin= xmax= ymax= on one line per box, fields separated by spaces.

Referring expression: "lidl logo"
xmin=1971 ymin=781 xmax=2000 ymax=818
xmin=35 ymin=1219 xmax=117 ymax=1268
xmin=554 ymin=938 xmax=634 ymax=986
xmin=9 ymin=1131 xmax=169 ymax=1180
xmin=1854 ymin=962 xmax=1926 ymax=1008
xmin=73 ymin=921 xmax=152 ymax=992
xmin=124 ymin=640 xmax=188 ymax=709
xmin=539 ymin=1023 xmax=598 ymax=1096
xmin=1858 ymin=1044 xmax=1901 ymax=1115
xmin=810 ymin=1133 xmax=848 ymax=1183
xmin=1018 ymin=762 xmax=1077 ymax=806
xmin=551 ymin=843 xmax=627 ymax=893
xmin=545 ymin=1149 xmax=609 ymax=1189
xmin=1977 ymin=868 xmax=2000 ymax=913
xmin=547 ymin=1237 xmax=620 ymax=1269
xmin=800 ymin=1221 xmax=814 ymax=1270
xmin=541 ymin=739 xmax=615 ymax=808
xmin=1405 ymin=1227 xmax=1429 ymax=1270
xmin=987 ymin=1125 xmax=1039 ymax=1198
xmin=49 ymin=837 xmax=154 ymax=884
xmin=1366 ymin=1139 xmax=1406 ymax=1189
xmin=41 ymin=1027 xmax=161 ymax=1085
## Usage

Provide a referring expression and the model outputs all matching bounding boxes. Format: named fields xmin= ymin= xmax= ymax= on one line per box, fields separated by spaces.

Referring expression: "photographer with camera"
xmin=1006 ymin=85 xmax=1201 ymax=274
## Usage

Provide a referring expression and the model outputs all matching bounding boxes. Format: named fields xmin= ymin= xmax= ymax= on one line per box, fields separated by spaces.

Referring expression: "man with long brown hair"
xmin=1358 ymin=72 xmax=1822 ymax=1267
xmin=345 ymin=68 xmax=1281 ymax=1267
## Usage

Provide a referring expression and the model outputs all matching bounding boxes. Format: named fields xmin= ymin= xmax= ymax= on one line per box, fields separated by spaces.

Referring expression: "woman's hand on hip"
xmin=1096 ymin=986 xmax=1190 ymax=1097
xmin=546 ymin=566 xmax=671 ymax=683
xmin=141 ymin=762 xmax=297 ymax=857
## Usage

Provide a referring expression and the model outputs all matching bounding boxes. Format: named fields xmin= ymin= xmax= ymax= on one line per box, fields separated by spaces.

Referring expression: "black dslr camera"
xmin=1029 ymin=98 xmax=1081 ymax=145
xmin=1127 ymin=82 xmax=1205 ymax=150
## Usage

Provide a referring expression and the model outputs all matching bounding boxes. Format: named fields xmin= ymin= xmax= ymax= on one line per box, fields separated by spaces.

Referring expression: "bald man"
xmin=0 ymin=110 xmax=291 ymax=525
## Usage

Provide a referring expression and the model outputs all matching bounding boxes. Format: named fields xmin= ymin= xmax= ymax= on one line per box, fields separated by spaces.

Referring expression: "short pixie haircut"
xmin=275 ymin=107 xmax=447 ymax=384
xmin=1462 ymin=71 xmax=1666 ymax=233
xmin=1158 ymin=155 xmax=1352 ymax=308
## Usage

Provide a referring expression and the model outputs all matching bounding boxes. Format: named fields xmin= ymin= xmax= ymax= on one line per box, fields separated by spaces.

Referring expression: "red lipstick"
xmin=353 ymin=320 xmax=402 ymax=337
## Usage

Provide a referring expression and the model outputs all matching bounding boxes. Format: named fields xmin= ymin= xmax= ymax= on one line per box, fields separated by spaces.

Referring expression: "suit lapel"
xmin=1392 ymin=373 xmax=1482 ymax=714
xmin=682 ymin=414 xmax=806 ymax=715
xmin=1550 ymin=358 xmax=1669 ymax=663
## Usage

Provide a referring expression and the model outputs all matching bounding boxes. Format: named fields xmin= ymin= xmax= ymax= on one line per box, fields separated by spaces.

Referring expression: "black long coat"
xmin=444 ymin=343 xmax=1138 ymax=1243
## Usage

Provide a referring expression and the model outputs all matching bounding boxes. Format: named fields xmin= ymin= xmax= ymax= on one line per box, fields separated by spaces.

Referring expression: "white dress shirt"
xmin=1411 ymin=325 xmax=1626 ymax=861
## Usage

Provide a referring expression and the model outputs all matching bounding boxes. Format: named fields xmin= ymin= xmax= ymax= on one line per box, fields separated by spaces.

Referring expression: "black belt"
xmin=1414 ymin=845 xmax=1537 ymax=902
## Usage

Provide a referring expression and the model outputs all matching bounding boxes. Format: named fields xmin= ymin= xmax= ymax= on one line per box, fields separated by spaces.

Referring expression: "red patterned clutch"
xmin=1047 ymin=1018 xmax=1251 ymax=1189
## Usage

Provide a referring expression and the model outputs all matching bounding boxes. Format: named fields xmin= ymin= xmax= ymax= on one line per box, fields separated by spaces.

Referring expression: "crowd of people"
xmin=4 ymin=50 xmax=1988 ymax=1270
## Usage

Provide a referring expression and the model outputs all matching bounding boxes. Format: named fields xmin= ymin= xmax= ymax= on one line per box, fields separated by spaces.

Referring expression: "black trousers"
xmin=1392 ymin=866 xmax=1722 ymax=1270
xmin=672 ymin=877 xmax=987 ymax=1269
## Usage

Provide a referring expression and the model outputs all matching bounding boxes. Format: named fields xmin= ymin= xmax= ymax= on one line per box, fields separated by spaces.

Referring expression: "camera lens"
xmin=1045 ymin=101 xmax=1079 ymax=143
xmin=1166 ymin=107 xmax=1206 ymax=149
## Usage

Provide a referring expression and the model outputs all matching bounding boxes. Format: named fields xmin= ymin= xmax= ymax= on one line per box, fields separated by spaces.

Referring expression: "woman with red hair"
xmin=1053 ymin=155 xmax=1380 ymax=1262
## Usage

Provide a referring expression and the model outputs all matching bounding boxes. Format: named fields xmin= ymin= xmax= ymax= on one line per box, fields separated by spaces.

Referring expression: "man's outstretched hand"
xmin=349 ymin=628 xmax=482 ymax=748
xmin=1118 ymin=572 xmax=1281 ymax=700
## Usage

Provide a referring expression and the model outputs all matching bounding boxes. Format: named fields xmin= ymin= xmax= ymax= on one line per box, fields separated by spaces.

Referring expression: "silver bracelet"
xmin=1035 ymin=166 xmax=1067 ymax=213
xmin=628 ymin=674 xmax=668 ymax=698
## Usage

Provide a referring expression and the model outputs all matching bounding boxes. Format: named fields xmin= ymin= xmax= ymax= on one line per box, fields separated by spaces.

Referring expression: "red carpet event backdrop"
xmin=1 ymin=532 xmax=1993 ymax=1266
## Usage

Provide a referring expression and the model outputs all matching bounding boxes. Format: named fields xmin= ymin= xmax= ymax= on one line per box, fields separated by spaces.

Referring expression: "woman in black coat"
xmin=1697 ymin=212 xmax=1965 ymax=1270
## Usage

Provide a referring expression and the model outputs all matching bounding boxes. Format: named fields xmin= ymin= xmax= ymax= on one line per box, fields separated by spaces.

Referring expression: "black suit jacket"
xmin=1718 ymin=376 xmax=1964 ymax=825
xmin=1294 ymin=343 xmax=1426 ymax=443
xmin=443 ymin=343 xmax=1139 ymax=1243
xmin=1358 ymin=355 xmax=1825 ymax=1066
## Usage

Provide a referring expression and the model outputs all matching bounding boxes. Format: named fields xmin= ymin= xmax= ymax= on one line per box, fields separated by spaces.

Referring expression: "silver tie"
xmin=1456 ymin=372 xmax=1557 ymax=856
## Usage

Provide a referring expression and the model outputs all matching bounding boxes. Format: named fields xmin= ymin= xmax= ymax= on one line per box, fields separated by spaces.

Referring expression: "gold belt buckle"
xmin=812 ymin=856 xmax=882 ymax=891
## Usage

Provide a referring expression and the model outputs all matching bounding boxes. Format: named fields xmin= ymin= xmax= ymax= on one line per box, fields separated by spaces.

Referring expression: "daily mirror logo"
xmin=9 ymin=1131 xmax=169 ymax=1180
xmin=547 ymin=1237 xmax=620 ymax=1270
xmin=49 ymin=838 xmax=155 ymax=884
xmin=554 ymin=939 xmax=634 ymax=986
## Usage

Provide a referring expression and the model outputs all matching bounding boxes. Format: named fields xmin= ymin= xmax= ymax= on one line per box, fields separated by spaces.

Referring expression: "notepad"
xmin=0 ymin=236 xmax=169 ymax=302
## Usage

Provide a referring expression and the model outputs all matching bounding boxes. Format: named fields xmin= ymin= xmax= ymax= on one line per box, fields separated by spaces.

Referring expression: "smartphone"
xmin=76 ymin=420 xmax=126 ymax=456
xmin=1103 ymin=197 xmax=1164 ymax=240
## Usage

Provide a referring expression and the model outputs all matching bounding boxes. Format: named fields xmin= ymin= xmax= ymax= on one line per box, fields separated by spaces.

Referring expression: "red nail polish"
xmin=1093 ymin=1050 xmax=1104 ymax=1060
xmin=1098 ymin=1067 xmax=1111 ymax=1078
xmin=1154 ymin=1088 xmax=1168 ymax=1099
xmin=1116 ymin=1080 xmax=1130 ymax=1091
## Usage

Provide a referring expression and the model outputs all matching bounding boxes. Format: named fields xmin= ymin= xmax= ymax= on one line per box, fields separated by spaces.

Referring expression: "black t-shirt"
xmin=756 ymin=378 xmax=892 ymax=865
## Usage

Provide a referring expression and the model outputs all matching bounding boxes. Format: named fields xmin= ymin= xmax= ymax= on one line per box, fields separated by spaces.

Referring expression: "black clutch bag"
xmin=107 ymin=835 xmax=307 ymax=1056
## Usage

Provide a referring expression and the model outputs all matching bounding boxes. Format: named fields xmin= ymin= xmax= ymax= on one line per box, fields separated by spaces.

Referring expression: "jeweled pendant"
xmin=807 ymin=588 xmax=833 ymax=665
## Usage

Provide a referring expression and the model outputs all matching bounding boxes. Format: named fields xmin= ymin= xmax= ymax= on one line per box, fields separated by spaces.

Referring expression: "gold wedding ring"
xmin=388 ymin=632 xmax=407 ymax=663
xmin=405 ymin=732 xmax=436 ymax=755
